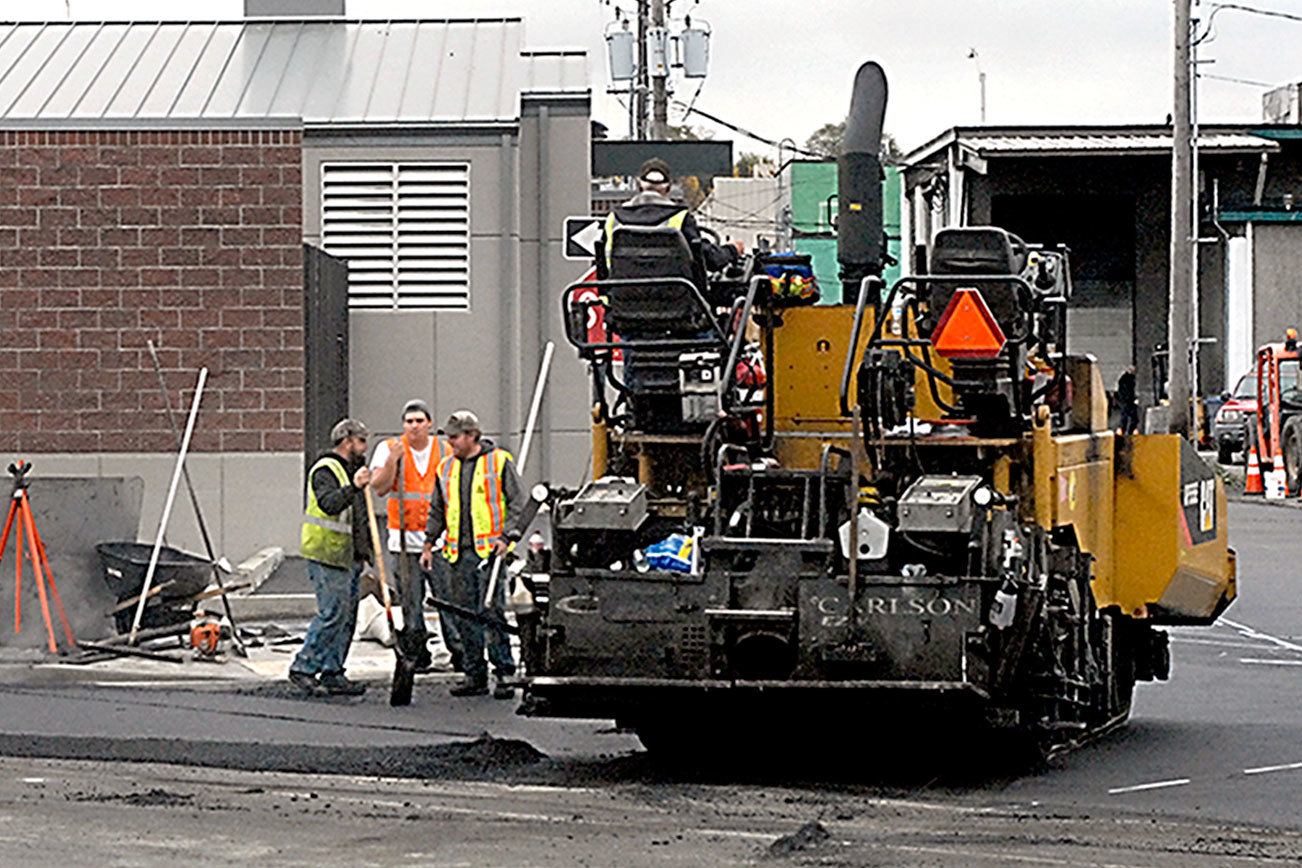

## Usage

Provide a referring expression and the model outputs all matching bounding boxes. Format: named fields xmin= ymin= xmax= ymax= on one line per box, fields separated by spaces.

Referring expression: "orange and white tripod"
xmin=0 ymin=461 xmax=76 ymax=654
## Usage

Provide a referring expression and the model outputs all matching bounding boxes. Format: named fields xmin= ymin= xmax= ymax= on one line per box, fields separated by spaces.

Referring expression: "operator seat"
xmin=605 ymin=224 xmax=711 ymax=337
xmin=605 ymin=224 xmax=723 ymax=432
xmin=925 ymin=227 xmax=1027 ymax=333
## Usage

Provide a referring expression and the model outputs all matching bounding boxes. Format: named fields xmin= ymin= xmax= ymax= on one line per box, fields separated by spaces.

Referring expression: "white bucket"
xmin=1265 ymin=468 xmax=1288 ymax=500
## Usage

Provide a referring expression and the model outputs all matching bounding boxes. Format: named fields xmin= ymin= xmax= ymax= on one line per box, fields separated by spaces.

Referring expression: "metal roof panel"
xmin=0 ymin=18 xmax=587 ymax=125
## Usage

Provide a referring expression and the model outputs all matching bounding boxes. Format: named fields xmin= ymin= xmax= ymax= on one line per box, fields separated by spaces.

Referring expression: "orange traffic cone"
xmin=1245 ymin=442 xmax=1264 ymax=495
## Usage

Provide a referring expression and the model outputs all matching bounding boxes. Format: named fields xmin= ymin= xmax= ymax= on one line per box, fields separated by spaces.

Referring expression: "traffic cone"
xmin=1244 ymin=442 xmax=1264 ymax=495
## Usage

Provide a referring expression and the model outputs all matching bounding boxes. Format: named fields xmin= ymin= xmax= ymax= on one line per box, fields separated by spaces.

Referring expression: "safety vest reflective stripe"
xmin=604 ymin=209 xmax=689 ymax=266
xmin=303 ymin=513 xmax=349 ymax=534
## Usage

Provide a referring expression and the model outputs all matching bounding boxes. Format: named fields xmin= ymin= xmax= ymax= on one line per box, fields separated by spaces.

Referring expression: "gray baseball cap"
xmin=402 ymin=399 xmax=432 ymax=421
xmin=438 ymin=410 xmax=481 ymax=436
xmin=330 ymin=418 xmax=369 ymax=444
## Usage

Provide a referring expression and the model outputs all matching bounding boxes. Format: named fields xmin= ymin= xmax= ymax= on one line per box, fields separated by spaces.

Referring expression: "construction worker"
xmin=1116 ymin=365 xmax=1139 ymax=434
xmin=369 ymin=399 xmax=460 ymax=673
xmin=594 ymin=157 xmax=742 ymax=280
xmin=291 ymin=418 xmax=372 ymax=697
xmin=419 ymin=410 xmax=523 ymax=699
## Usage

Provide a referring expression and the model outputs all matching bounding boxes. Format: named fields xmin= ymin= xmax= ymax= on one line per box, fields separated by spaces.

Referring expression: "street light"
xmin=967 ymin=48 xmax=987 ymax=124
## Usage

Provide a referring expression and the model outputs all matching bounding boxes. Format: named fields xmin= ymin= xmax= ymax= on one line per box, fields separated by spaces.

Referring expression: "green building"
xmin=783 ymin=159 xmax=902 ymax=302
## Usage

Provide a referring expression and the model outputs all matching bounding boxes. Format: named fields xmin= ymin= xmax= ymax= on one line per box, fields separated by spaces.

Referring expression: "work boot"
xmin=319 ymin=673 xmax=367 ymax=696
xmin=288 ymin=670 xmax=320 ymax=696
xmin=493 ymin=681 xmax=515 ymax=700
xmin=449 ymin=679 xmax=488 ymax=697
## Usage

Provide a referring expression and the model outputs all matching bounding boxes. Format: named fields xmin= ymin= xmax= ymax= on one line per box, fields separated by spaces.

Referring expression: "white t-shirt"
xmin=370 ymin=437 xmax=435 ymax=553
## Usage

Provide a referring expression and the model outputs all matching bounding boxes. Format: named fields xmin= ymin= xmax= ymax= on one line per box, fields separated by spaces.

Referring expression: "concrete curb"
xmin=234 ymin=547 xmax=285 ymax=595
xmin=218 ymin=593 xmax=316 ymax=621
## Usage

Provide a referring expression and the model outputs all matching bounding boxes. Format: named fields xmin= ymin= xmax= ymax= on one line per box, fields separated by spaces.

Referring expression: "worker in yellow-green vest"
xmin=292 ymin=418 xmax=372 ymax=698
xmin=593 ymin=157 xmax=742 ymax=280
xmin=419 ymin=410 xmax=523 ymax=700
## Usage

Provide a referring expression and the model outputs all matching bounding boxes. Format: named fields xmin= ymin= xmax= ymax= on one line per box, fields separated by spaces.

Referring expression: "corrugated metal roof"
xmin=966 ymin=131 xmax=1277 ymax=155
xmin=905 ymin=126 xmax=1279 ymax=166
xmin=0 ymin=19 xmax=588 ymax=126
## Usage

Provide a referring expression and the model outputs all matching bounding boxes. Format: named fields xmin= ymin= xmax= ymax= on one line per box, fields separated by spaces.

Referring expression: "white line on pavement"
xmin=1239 ymin=658 xmax=1302 ymax=666
xmin=1221 ymin=618 xmax=1302 ymax=654
xmin=1244 ymin=761 xmax=1302 ymax=775
xmin=1170 ymin=636 xmax=1279 ymax=650
xmin=1107 ymin=778 xmax=1191 ymax=795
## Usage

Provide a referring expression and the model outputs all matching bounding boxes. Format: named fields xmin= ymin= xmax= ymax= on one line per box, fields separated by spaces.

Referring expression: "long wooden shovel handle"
xmin=363 ymin=487 xmax=395 ymax=619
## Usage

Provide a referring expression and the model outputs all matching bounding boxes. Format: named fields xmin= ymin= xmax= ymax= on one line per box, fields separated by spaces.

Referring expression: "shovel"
xmin=364 ymin=487 xmax=414 ymax=706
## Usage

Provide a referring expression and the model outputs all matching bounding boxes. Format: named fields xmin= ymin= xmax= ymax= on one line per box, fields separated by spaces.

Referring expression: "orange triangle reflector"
xmin=931 ymin=288 xmax=1007 ymax=360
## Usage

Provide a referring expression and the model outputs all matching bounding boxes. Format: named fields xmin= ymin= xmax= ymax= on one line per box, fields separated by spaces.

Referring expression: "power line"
xmin=1202 ymin=71 xmax=1275 ymax=87
xmin=672 ymin=100 xmax=826 ymax=158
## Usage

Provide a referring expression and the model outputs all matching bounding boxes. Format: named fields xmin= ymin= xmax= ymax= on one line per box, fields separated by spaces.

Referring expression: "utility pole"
xmin=1168 ymin=0 xmax=1193 ymax=436
xmin=635 ymin=0 xmax=648 ymax=140
xmin=650 ymin=0 xmax=669 ymax=139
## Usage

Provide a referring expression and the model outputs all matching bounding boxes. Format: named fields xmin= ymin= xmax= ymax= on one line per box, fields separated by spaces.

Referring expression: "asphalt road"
xmin=0 ymin=501 xmax=1298 ymax=865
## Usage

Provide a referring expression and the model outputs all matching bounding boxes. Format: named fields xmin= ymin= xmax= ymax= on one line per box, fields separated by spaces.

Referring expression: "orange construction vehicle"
xmin=1252 ymin=328 xmax=1302 ymax=494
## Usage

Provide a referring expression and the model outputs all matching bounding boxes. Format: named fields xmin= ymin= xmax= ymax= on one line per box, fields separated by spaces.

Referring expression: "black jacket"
xmin=595 ymin=191 xmax=737 ymax=278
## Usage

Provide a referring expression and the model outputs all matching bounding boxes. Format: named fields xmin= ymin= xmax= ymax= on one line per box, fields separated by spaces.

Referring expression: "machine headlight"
xmin=1216 ymin=408 xmax=1242 ymax=424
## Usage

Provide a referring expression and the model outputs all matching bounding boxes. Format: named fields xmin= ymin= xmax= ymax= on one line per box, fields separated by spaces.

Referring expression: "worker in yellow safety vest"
xmin=594 ymin=157 xmax=742 ymax=280
xmin=369 ymin=399 xmax=458 ymax=673
xmin=419 ymin=410 xmax=524 ymax=699
xmin=292 ymin=417 xmax=372 ymax=697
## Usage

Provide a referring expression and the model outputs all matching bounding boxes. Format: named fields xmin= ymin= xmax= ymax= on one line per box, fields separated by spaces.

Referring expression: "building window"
xmin=321 ymin=162 xmax=471 ymax=310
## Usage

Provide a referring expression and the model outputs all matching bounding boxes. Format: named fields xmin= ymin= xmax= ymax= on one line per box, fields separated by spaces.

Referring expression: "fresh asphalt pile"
xmin=0 ymin=732 xmax=546 ymax=783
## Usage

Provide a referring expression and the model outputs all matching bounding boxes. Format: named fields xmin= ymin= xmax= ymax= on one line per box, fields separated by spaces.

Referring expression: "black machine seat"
xmin=925 ymin=226 xmax=1028 ymax=334
xmin=605 ymin=225 xmax=715 ymax=339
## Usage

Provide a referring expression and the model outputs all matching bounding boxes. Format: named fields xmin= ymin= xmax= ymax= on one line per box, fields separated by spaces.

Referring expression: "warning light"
xmin=1286 ymin=327 xmax=1298 ymax=351
xmin=931 ymin=288 xmax=1007 ymax=360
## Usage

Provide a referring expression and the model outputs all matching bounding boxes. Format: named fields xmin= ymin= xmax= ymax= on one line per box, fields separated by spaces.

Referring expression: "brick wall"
xmin=0 ymin=128 xmax=304 ymax=453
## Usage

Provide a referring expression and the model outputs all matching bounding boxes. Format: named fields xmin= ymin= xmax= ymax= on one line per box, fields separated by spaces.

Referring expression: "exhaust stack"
xmin=836 ymin=61 xmax=888 ymax=304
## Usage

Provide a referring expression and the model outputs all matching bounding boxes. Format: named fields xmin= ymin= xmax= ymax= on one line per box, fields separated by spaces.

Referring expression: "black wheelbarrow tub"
xmin=95 ymin=541 xmax=212 ymax=602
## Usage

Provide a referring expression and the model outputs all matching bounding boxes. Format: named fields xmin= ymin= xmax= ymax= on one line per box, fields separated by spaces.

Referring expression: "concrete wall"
xmin=0 ymin=452 xmax=302 ymax=562
xmin=303 ymin=95 xmax=593 ymax=491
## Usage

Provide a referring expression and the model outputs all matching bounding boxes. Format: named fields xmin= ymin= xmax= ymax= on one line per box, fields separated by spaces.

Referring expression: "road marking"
xmin=1170 ymin=636 xmax=1279 ymax=650
xmin=19 ymin=778 xmax=43 ymax=784
xmin=1239 ymin=658 xmax=1302 ymax=666
xmin=1220 ymin=618 xmax=1302 ymax=654
xmin=872 ymin=844 xmax=1152 ymax=867
xmin=1107 ymin=778 xmax=1191 ymax=794
xmin=1244 ymin=760 xmax=1302 ymax=775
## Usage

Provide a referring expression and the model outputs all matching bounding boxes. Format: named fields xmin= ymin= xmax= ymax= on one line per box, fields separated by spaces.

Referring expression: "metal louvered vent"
xmin=321 ymin=162 xmax=471 ymax=310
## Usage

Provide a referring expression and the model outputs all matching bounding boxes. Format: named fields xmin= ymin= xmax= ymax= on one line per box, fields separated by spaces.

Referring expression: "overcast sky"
xmin=14 ymin=0 xmax=1302 ymax=154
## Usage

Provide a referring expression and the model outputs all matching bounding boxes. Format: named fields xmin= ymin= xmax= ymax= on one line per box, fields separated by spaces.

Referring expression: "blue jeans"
xmin=448 ymin=554 xmax=515 ymax=685
xmin=292 ymin=560 xmax=361 ymax=677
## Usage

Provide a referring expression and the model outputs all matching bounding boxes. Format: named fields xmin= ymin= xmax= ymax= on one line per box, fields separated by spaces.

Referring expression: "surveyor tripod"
xmin=0 ymin=461 xmax=76 ymax=653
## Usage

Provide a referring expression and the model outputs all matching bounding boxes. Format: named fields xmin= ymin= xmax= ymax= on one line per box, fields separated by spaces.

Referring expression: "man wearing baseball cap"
xmin=291 ymin=417 xmax=372 ymax=696
xmin=369 ymin=398 xmax=459 ymax=673
xmin=594 ymin=157 xmax=742 ymax=280
xmin=419 ymin=410 xmax=524 ymax=699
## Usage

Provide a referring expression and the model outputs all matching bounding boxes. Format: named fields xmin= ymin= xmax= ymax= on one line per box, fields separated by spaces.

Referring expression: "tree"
xmin=804 ymin=121 xmax=903 ymax=165
xmin=804 ymin=121 xmax=845 ymax=158
xmin=734 ymin=152 xmax=768 ymax=177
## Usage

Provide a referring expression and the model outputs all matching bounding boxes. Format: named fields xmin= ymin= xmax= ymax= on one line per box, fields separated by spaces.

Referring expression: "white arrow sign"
xmin=564 ymin=216 xmax=604 ymax=260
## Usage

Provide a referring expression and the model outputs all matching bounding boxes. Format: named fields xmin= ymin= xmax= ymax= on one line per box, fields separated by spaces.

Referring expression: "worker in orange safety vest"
xmin=369 ymin=399 xmax=459 ymax=673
